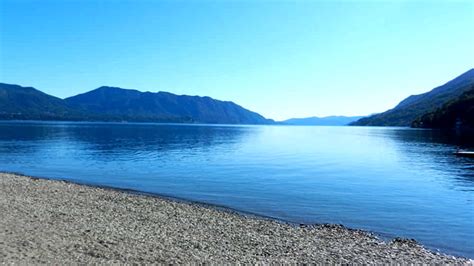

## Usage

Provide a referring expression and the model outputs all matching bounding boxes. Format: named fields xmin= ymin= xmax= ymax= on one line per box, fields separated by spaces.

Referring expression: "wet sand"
xmin=0 ymin=173 xmax=469 ymax=264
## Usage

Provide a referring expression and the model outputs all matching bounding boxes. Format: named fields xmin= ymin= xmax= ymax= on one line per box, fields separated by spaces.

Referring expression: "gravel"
xmin=0 ymin=173 xmax=470 ymax=264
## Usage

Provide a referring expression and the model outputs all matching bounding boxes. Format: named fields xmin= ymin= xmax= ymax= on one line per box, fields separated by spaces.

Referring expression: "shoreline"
xmin=1 ymin=171 xmax=296 ymax=226
xmin=0 ymin=171 xmax=409 ymax=246
xmin=0 ymin=172 xmax=470 ymax=263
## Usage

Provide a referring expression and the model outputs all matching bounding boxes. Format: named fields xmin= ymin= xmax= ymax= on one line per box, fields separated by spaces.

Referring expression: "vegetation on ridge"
xmin=412 ymin=86 xmax=474 ymax=129
xmin=351 ymin=69 xmax=474 ymax=127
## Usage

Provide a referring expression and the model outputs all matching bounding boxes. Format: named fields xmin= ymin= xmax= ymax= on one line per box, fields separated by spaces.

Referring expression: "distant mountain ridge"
xmin=65 ymin=86 xmax=273 ymax=124
xmin=351 ymin=69 xmax=474 ymax=126
xmin=0 ymin=83 xmax=274 ymax=124
xmin=282 ymin=116 xmax=364 ymax=126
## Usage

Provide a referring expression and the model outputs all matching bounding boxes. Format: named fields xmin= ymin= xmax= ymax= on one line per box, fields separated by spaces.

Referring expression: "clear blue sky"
xmin=0 ymin=0 xmax=473 ymax=121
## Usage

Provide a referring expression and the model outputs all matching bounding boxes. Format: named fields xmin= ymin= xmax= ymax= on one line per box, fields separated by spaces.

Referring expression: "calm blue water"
xmin=0 ymin=121 xmax=473 ymax=258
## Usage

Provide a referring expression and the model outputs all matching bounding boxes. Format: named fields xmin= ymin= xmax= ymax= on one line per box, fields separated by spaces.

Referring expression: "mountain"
xmin=0 ymin=83 xmax=273 ymax=124
xmin=351 ymin=69 xmax=474 ymax=126
xmin=0 ymin=83 xmax=80 ymax=120
xmin=65 ymin=86 xmax=273 ymax=124
xmin=282 ymin=116 xmax=364 ymax=126
xmin=412 ymin=86 xmax=474 ymax=129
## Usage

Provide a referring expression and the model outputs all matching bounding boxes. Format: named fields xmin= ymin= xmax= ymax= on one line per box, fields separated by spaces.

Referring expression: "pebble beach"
xmin=0 ymin=173 xmax=470 ymax=264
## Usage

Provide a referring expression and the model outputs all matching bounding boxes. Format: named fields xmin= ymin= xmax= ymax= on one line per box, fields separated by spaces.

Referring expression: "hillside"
xmin=0 ymin=83 xmax=273 ymax=124
xmin=412 ymin=86 xmax=474 ymax=129
xmin=0 ymin=83 xmax=80 ymax=120
xmin=351 ymin=69 xmax=474 ymax=126
xmin=283 ymin=116 xmax=363 ymax=126
xmin=65 ymin=86 xmax=273 ymax=124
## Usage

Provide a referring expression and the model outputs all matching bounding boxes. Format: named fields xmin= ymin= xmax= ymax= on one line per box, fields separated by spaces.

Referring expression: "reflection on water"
xmin=0 ymin=121 xmax=473 ymax=258
xmin=389 ymin=129 xmax=474 ymax=188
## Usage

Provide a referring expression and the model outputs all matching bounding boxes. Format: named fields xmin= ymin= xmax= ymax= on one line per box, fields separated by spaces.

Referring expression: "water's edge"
xmin=1 ymin=170 xmax=467 ymax=260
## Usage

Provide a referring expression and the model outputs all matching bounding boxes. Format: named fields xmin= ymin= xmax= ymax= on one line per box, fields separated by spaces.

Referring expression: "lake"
xmin=0 ymin=121 xmax=473 ymax=258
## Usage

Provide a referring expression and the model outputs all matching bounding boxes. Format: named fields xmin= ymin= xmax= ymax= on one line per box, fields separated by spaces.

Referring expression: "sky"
xmin=0 ymin=0 xmax=473 ymax=121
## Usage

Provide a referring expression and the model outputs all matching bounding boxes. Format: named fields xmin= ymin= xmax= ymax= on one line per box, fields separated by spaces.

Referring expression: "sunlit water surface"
xmin=0 ymin=122 xmax=473 ymax=258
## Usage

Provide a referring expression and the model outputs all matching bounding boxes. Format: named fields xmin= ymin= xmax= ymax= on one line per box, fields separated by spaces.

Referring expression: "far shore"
xmin=0 ymin=172 xmax=470 ymax=264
